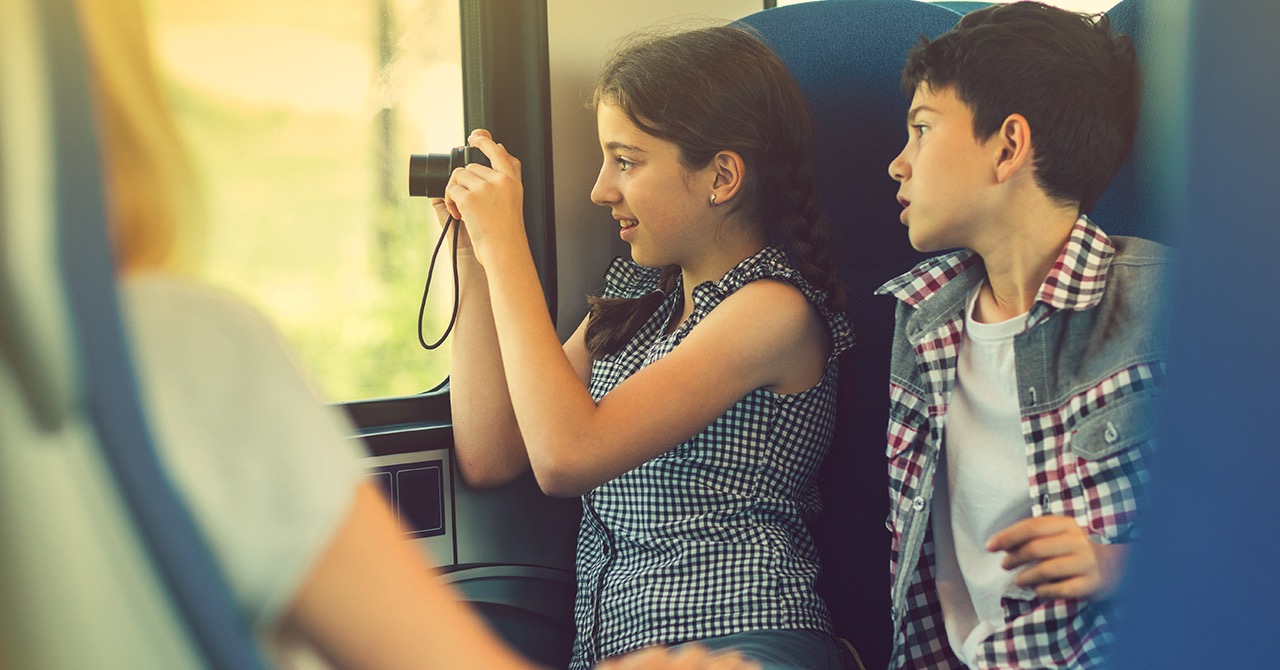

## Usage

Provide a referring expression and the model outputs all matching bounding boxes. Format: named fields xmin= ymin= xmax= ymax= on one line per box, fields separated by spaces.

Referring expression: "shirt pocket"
xmin=1068 ymin=391 xmax=1158 ymax=541
xmin=886 ymin=383 xmax=930 ymax=459
xmin=886 ymin=384 xmax=931 ymax=537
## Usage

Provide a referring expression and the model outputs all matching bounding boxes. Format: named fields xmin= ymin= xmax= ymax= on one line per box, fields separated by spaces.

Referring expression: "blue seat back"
xmin=1108 ymin=0 xmax=1280 ymax=666
xmin=1088 ymin=0 xmax=1177 ymax=244
xmin=739 ymin=3 xmax=961 ymax=666
xmin=0 ymin=0 xmax=266 ymax=667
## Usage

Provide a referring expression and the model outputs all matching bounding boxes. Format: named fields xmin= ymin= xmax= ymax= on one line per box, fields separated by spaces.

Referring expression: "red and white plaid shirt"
xmin=877 ymin=217 xmax=1172 ymax=669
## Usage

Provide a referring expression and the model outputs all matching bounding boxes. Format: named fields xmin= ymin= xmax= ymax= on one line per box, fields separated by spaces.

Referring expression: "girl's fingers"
xmin=467 ymin=131 xmax=519 ymax=177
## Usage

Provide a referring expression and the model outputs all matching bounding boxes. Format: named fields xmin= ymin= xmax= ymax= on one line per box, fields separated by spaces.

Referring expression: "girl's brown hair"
xmin=584 ymin=25 xmax=846 ymax=358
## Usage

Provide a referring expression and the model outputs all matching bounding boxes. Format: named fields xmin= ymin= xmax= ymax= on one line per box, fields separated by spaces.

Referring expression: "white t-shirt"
xmin=932 ymin=285 xmax=1034 ymax=666
xmin=120 ymin=275 xmax=366 ymax=662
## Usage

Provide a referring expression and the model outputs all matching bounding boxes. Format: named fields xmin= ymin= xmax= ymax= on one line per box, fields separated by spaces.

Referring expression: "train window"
xmin=147 ymin=0 xmax=462 ymax=401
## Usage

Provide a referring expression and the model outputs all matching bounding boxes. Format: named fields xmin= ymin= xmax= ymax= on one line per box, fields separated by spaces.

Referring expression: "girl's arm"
xmin=280 ymin=482 xmax=537 ymax=670
xmin=438 ymin=200 xmax=594 ymax=488
xmin=447 ymin=134 xmax=828 ymax=497
xmin=446 ymin=229 xmax=529 ymax=488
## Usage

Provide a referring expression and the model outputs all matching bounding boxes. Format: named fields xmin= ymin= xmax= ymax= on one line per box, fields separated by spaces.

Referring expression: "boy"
xmin=877 ymin=3 xmax=1170 ymax=668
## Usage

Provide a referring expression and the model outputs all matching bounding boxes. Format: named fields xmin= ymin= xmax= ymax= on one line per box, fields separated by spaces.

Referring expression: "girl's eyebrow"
xmin=604 ymin=141 xmax=646 ymax=154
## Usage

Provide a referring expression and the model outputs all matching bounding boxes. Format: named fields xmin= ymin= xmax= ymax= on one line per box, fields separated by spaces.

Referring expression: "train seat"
xmin=1109 ymin=0 xmax=1280 ymax=667
xmin=739 ymin=3 xmax=962 ymax=667
xmin=0 ymin=0 xmax=265 ymax=667
xmin=740 ymin=0 xmax=1159 ymax=667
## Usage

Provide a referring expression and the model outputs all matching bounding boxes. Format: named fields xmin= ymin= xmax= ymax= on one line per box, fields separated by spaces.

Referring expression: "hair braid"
xmin=763 ymin=155 xmax=848 ymax=316
xmin=584 ymin=264 xmax=681 ymax=358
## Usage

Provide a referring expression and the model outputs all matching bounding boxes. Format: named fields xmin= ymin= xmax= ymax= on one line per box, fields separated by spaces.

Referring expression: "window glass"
xmin=147 ymin=0 xmax=461 ymax=401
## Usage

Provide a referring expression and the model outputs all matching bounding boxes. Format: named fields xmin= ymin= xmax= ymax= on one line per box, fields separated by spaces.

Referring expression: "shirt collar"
xmin=876 ymin=216 xmax=1115 ymax=313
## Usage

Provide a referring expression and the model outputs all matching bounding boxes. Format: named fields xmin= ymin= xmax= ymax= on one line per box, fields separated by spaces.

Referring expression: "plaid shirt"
xmin=876 ymin=218 xmax=1171 ymax=669
xmin=569 ymin=246 xmax=854 ymax=670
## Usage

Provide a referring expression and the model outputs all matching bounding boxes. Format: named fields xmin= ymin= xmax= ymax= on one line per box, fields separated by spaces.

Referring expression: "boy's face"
xmin=888 ymin=84 xmax=1000 ymax=253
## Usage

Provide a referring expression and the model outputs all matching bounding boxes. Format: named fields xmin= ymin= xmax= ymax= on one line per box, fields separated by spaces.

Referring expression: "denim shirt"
xmin=876 ymin=217 xmax=1172 ymax=669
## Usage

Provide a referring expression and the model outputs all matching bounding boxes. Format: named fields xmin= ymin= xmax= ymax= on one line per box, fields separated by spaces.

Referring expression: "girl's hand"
xmin=987 ymin=515 xmax=1129 ymax=602
xmin=594 ymin=645 xmax=762 ymax=670
xmin=442 ymin=129 xmax=526 ymax=265
xmin=429 ymin=198 xmax=473 ymax=251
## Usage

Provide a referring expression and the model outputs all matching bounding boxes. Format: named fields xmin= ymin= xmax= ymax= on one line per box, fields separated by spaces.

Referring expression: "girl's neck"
xmin=670 ymin=228 xmax=767 ymax=332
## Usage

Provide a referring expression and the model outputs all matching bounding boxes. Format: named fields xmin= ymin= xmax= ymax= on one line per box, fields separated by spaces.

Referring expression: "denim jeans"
xmin=673 ymin=629 xmax=845 ymax=670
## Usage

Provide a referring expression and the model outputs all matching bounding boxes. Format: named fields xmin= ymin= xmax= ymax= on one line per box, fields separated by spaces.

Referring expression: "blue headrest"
xmin=741 ymin=1 xmax=959 ymax=308
xmin=1084 ymin=0 xmax=1175 ymax=243
xmin=739 ymin=3 xmax=960 ymax=667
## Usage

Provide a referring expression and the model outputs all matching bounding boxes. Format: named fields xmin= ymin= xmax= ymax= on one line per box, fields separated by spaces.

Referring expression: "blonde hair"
xmin=77 ymin=0 xmax=202 ymax=274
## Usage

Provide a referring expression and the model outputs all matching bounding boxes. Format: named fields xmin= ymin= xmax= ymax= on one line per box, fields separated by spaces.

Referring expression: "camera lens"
xmin=408 ymin=146 xmax=492 ymax=198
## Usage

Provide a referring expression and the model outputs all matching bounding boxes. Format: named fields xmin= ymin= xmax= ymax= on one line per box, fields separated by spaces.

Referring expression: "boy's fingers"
xmin=1001 ymin=532 xmax=1088 ymax=569
xmin=1034 ymin=576 xmax=1095 ymax=600
xmin=987 ymin=515 xmax=1079 ymax=551
xmin=1013 ymin=553 xmax=1093 ymax=587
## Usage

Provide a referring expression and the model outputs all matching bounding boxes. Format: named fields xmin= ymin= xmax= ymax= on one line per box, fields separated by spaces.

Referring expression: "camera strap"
xmin=416 ymin=215 xmax=460 ymax=350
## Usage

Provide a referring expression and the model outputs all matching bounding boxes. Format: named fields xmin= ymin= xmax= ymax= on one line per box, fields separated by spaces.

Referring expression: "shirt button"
xmin=912 ymin=496 xmax=926 ymax=511
xmin=1104 ymin=421 xmax=1119 ymax=443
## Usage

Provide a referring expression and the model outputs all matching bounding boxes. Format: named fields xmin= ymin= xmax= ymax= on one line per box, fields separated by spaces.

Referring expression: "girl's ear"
xmin=992 ymin=113 xmax=1032 ymax=184
xmin=708 ymin=150 xmax=746 ymax=206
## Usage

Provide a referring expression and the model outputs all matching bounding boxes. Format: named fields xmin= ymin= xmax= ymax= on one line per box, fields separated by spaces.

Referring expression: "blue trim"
xmin=43 ymin=0 xmax=267 ymax=667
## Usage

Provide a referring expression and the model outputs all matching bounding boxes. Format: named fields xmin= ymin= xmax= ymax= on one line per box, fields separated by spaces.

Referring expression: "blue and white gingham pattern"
xmin=879 ymin=217 xmax=1164 ymax=670
xmin=569 ymin=246 xmax=854 ymax=669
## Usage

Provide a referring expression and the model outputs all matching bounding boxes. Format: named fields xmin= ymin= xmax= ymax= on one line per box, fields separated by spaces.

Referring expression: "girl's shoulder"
xmin=694 ymin=247 xmax=854 ymax=360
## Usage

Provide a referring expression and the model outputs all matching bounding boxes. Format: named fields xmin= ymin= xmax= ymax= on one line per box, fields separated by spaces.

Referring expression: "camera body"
xmin=408 ymin=146 xmax=491 ymax=198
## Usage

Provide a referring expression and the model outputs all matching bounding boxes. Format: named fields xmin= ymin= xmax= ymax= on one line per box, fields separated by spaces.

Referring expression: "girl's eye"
xmin=616 ymin=157 xmax=635 ymax=171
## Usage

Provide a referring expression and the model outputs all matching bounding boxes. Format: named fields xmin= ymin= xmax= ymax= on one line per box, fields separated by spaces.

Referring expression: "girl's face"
xmin=590 ymin=102 xmax=715 ymax=268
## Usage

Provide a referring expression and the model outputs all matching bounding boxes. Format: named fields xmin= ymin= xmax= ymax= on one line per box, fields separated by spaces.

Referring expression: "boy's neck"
xmin=970 ymin=197 xmax=1080 ymax=324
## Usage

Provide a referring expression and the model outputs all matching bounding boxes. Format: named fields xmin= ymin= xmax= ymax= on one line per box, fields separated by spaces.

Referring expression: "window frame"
xmin=343 ymin=0 xmax=556 ymax=429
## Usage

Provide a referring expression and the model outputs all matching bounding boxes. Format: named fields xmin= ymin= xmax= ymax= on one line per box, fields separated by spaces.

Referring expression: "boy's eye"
xmin=911 ymin=123 xmax=929 ymax=137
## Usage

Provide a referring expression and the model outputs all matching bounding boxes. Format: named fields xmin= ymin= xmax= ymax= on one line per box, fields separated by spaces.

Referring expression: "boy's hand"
xmin=987 ymin=515 xmax=1129 ymax=602
xmin=593 ymin=645 xmax=761 ymax=670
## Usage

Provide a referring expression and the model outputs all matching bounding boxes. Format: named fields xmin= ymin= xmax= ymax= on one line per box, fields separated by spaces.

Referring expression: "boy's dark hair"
xmin=901 ymin=1 xmax=1139 ymax=213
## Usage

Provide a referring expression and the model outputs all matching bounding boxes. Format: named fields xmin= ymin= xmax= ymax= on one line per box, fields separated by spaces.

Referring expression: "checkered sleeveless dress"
xmin=570 ymin=246 xmax=855 ymax=669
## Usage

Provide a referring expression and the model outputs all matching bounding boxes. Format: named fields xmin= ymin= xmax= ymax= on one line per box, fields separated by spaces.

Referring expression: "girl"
xmin=441 ymin=25 xmax=853 ymax=670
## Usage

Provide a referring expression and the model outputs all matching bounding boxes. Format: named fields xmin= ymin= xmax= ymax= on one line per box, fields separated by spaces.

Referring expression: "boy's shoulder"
xmin=1109 ymin=234 xmax=1175 ymax=267
xmin=1102 ymin=235 xmax=1175 ymax=309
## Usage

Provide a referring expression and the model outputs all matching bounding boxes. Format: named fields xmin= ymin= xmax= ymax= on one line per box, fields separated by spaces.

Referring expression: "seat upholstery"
xmin=740 ymin=1 xmax=1161 ymax=667
xmin=0 ymin=0 xmax=265 ymax=666
xmin=1108 ymin=0 xmax=1280 ymax=667
xmin=738 ymin=3 xmax=962 ymax=667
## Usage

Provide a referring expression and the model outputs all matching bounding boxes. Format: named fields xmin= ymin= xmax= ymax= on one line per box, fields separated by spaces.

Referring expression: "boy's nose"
xmin=888 ymin=149 xmax=909 ymax=182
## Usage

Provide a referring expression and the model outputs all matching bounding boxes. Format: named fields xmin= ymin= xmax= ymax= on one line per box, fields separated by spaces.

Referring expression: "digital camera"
xmin=408 ymin=146 xmax=491 ymax=198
